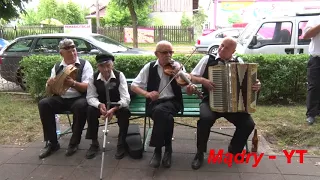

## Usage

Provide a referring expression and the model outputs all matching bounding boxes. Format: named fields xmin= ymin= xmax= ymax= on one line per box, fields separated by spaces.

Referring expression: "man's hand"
xmin=99 ymin=103 xmax=107 ymax=116
xmin=201 ymin=78 xmax=215 ymax=91
xmin=47 ymin=77 xmax=56 ymax=86
xmin=252 ymin=79 xmax=261 ymax=91
xmin=105 ymin=108 xmax=116 ymax=121
xmin=64 ymin=76 xmax=75 ymax=87
xmin=146 ymin=91 xmax=159 ymax=101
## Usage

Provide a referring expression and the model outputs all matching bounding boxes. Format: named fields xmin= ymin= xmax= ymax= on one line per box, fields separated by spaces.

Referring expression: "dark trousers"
xmin=85 ymin=105 xmax=131 ymax=146
xmin=147 ymin=99 xmax=181 ymax=148
xmin=197 ymin=101 xmax=255 ymax=154
xmin=306 ymin=56 xmax=320 ymax=117
xmin=38 ymin=95 xmax=88 ymax=145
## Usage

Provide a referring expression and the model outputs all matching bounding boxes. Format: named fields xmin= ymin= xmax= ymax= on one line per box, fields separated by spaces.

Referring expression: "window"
xmin=70 ymin=38 xmax=94 ymax=54
xmin=253 ymin=21 xmax=293 ymax=48
xmin=34 ymin=38 xmax=61 ymax=53
xmin=223 ymin=30 xmax=241 ymax=38
xmin=298 ymin=21 xmax=310 ymax=45
xmin=6 ymin=39 xmax=34 ymax=52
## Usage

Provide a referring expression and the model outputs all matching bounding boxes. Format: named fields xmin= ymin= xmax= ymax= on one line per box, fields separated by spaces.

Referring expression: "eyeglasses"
xmin=157 ymin=51 xmax=174 ymax=54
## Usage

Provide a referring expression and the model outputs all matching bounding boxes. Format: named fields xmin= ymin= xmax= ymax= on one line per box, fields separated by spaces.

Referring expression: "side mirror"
xmin=248 ymin=35 xmax=257 ymax=48
xmin=89 ymin=49 xmax=100 ymax=54
xmin=298 ymin=29 xmax=302 ymax=36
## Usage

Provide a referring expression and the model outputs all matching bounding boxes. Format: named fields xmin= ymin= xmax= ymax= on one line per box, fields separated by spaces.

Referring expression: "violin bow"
xmin=158 ymin=47 xmax=198 ymax=95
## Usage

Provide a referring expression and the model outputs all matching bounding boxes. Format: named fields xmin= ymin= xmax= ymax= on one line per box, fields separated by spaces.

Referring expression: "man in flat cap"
xmin=85 ymin=54 xmax=131 ymax=159
xmin=38 ymin=38 xmax=93 ymax=159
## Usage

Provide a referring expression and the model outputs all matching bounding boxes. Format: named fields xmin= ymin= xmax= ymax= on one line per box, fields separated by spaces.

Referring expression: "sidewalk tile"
xmin=68 ymin=166 xmax=115 ymax=180
xmin=237 ymin=154 xmax=281 ymax=174
xmin=117 ymin=152 xmax=153 ymax=169
xmin=0 ymin=164 xmax=38 ymax=180
xmin=197 ymin=172 xmax=240 ymax=180
xmin=111 ymin=168 xmax=154 ymax=180
xmin=169 ymin=153 xmax=195 ymax=171
xmin=274 ymin=156 xmax=320 ymax=176
xmin=7 ymin=148 xmax=43 ymax=164
xmin=153 ymin=170 xmax=197 ymax=180
xmin=0 ymin=147 xmax=21 ymax=164
xmin=239 ymin=173 xmax=285 ymax=180
xmin=25 ymin=164 xmax=75 ymax=179
xmin=283 ymin=175 xmax=320 ymax=180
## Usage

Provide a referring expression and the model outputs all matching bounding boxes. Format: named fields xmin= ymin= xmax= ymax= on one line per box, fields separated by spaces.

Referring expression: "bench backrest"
xmin=127 ymin=78 xmax=201 ymax=117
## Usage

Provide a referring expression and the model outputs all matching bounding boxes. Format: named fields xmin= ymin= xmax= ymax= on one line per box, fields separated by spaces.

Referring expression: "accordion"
xmin=208 ymin=63 xmax=258 ymax=113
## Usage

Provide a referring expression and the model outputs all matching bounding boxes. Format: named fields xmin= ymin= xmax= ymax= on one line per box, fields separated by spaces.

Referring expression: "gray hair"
xmin=155 ymin=40 xmax=172 ymax=51
xmin=59 ymin=38 xmax=75 ymax=49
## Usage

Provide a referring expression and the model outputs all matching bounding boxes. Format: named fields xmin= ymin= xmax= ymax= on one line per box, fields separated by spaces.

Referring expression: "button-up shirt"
xmin=131 ymin=60 xmax=178 ymax=100
xmin=49 ymin=58 xmax=93 ymax=99
xmin=191 ymin=54 xmax=244 ymax=77
xmin=304 ymin=15 xmax=320 ymax=56
xmin=86 ymin=71 xmax=130 ymax=109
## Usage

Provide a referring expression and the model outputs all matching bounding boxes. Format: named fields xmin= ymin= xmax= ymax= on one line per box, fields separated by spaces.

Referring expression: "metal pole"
xmin=96 ymin=0 xmax=100 ymax=33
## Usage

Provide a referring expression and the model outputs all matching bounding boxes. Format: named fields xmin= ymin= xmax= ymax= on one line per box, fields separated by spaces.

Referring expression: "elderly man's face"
xmin=155 ymin=44 xmax=174 ymax=66
xmin=60 ymin=45 xmax=77 ymax=64
xmin=98 ymin=61 xmax=114 ymax=79
xmin=218 ymin=39 xmax=236 ymax=60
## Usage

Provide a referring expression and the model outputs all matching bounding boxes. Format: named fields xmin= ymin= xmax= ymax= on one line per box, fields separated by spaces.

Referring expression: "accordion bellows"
xmin=47 ymin=64 xmax=78 ymax=96
xmin=208 ymin=63 xmax=258 ymax=113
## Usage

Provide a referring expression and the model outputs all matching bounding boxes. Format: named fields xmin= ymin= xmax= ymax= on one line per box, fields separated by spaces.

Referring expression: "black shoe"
xmin=39 ymin=142 xmax=60 ymax=159
xmin=162 ymin=151 xmax=172 ymax=168
xmin=115 ymin=145 xmax=126 ymax=159
xmin=149 ymin=151 xmax=162 ymax=168
xmin=65 ymin=144 xmax=78 ymax=156
xmin=86 ymin=144 xmax=100 ymax=159
xmin=191 ymin=152 xmax=204 ymax=170
xmin=307 ymin=116 xmax=315 ymax=125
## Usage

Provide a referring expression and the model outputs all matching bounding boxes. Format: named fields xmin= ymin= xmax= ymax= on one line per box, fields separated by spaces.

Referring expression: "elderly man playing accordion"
xmin=186 ymin=37 xmax=261 ymax=170
xmin=38 ymin=39 xmax=93 ymax=159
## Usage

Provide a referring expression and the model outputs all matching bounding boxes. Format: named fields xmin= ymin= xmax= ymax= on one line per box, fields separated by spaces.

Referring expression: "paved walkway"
xmin=0 ymin=125 xmax=319 ymax=180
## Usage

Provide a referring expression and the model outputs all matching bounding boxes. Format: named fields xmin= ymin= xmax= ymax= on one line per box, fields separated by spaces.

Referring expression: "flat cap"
xmin=96 ymin=54 xmax=115 ymax=64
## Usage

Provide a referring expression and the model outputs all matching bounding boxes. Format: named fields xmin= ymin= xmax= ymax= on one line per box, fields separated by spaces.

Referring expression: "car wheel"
xmin=209 ymin=45 xmax=219 ymax=54
xmin=16 ymin=67 xmax=27 ymax=91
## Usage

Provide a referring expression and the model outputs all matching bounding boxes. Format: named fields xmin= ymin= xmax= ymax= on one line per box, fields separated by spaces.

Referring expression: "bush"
xmin=20 ymin=53 xmax=309 ymax=104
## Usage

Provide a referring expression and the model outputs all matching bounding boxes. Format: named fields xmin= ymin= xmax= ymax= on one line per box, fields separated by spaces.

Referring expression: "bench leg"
xmin=143 ymin=116 xmax=147 ymax=151
xmin=59 ymin=114 xmax=73 ymax=137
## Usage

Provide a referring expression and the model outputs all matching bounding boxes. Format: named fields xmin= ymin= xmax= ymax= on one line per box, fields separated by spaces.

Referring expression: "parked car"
xmin=195 ymin=28 xmax=244 ymax=53
xmin=0 ymin=33 xmax=153 ymax=90
xmin=0 ymin=38 xmax=9 ymax=51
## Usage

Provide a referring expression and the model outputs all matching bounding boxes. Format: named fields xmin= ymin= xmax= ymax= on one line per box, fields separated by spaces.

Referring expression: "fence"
xmin=98 ymin=26 xmax=194 ymax=43
xmin=1 ymin=25 xmax=194 ymax=43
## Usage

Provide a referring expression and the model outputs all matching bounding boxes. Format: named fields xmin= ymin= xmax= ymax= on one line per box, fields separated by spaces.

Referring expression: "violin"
xmin=163 ymin=60 xmax=203 ymax=99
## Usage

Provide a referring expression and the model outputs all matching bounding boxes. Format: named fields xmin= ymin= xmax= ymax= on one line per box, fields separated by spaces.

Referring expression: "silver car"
xmin=0 ymin=33 xmax=153 ymax=90
xmin=194 ymin=28 xmax=244 ymax=53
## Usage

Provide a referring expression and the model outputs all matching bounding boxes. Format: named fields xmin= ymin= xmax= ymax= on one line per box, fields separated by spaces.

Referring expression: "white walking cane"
xmin=100 ymin=81 xmax=119 ymax=180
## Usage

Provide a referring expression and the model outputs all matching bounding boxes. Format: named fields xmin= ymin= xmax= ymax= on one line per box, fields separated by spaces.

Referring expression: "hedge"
xmin=20 ymin=54 xmax=309 ymax=104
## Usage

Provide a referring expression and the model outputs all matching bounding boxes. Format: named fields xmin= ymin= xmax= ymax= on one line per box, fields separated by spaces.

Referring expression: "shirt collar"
xmin=154 ymin=59 xmax=160 ymax=67
xmin=97 ymin=70 xmax=116 ymax=82
xmin=60 ymin=57 xmax=80 ymax=66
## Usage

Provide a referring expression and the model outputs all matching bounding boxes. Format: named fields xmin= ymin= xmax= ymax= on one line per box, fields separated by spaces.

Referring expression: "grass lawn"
xmin=1 ymin=93 xmax=319 ymax=155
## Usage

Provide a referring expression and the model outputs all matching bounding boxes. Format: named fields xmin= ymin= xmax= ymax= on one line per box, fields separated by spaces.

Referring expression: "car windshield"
xmin=237 ymin=20 xmax=259 ymax=45
xmin=91 ymin=35 xmax=129 ymax=53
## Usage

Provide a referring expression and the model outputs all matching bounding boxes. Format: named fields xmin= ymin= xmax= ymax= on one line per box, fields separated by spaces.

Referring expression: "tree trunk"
xmin=127 ymin=0 xmax=138 ymax=48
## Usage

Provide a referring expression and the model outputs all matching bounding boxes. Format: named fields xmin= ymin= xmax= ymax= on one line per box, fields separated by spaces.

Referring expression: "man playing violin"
xmin=186 ymin=37 xmax=261 ymax=170
xmin=131 ymin=40 xmax=184 ymax=168
xmin=38 ymin=39 xmax=93 ymax=159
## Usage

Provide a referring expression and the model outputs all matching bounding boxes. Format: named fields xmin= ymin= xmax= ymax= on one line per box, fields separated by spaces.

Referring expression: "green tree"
xmin=113 ymin=0 xmax=153 ymax=48
xmin=193 ymin=8 xmax=207 ymax=37
xmin=180 ymin=12 xmax=192 ymax=27
xmin=0 ymin=0 xmax=29 ymax=21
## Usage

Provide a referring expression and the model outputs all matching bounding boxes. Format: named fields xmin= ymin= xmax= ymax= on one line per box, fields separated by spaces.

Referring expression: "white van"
xmin=235 ymin=12 xmax=320 ymax=55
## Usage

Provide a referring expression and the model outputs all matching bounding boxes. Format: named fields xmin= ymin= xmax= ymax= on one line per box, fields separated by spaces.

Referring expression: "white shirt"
xmin=304 ymin=15 xmax=320 ymax=56
xmin=86 ymin=70 xmax=130 ymax=109
xmin=131 ymin=60 xmax=180 ymax=100
xmin=49 ymin=58 xmax=93 ymax=99
xmin=191 ymin=54 xmax=244 ymax=77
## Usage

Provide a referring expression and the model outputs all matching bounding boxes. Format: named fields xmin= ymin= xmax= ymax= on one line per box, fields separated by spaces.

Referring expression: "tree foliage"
xmin=193 ymin=8 xmax=208 ymax=37
xmin=180 ymin=12 xmax=192 ymax=27
xmin=20 ymin=0 xmax=88 ymax=25
xmin=0 ymin=0 xmax=29 ymax=21
xmin=104 ymin=0 xmax=152 ymax=26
